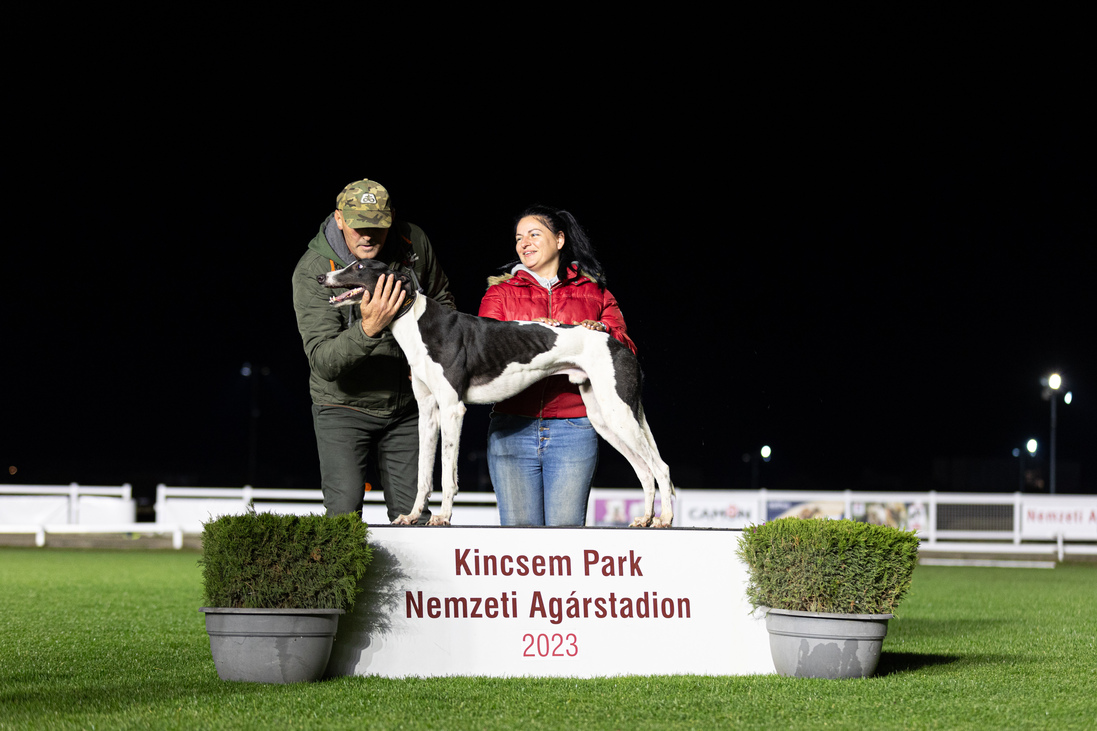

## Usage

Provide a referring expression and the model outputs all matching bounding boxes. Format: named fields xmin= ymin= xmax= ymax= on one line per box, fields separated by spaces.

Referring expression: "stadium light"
xmin=1015 ymin=440 xmax=1038 ymax=491
xmin=1040 ymin=373 xmax=1070 ymax=494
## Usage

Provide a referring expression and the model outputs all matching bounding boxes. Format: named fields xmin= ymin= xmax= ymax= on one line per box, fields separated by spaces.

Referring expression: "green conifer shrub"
xmin=199 ymin=510 xmax=372 ymax=609
xmin=735 ymin=517 xmax=919 ymax=615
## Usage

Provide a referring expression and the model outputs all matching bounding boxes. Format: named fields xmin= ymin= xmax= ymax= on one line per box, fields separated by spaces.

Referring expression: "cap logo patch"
xmin=360 ymin=193 xmax=377 ymax=204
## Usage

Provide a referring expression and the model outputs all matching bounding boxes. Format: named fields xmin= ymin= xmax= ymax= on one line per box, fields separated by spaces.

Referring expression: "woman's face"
xmin=515 ymin=215 xmax=565 ymax=278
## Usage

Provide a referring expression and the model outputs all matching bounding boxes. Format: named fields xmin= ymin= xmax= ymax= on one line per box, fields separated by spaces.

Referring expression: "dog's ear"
xmin=398 ymin=272 xmax=417 ymax=296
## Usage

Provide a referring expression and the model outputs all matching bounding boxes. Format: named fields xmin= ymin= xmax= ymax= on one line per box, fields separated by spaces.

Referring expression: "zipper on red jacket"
xmin=539 ymin=283 xmax=554 ymax=419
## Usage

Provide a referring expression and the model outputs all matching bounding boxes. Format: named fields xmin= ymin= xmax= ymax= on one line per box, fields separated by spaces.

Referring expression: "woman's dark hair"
xmin=510 ymin=204 xmax=607 ymax=288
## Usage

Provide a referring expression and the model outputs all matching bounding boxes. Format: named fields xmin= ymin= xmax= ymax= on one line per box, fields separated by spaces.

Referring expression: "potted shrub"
xmin=198 ymin=509 xmax=372 ymax=683
xmin=736 ymin=517 xmax=919 ymax=679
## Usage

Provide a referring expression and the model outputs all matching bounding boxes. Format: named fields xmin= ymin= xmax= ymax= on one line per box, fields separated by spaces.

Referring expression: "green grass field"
xmin=0 ymin=548 xmax=1094 ymax=730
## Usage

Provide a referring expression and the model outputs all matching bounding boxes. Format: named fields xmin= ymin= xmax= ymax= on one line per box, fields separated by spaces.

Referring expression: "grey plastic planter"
xmin=761 ymin=606 xmax=892 ymax=679
xmin=199 ymin=607 xmax=344 ymax=683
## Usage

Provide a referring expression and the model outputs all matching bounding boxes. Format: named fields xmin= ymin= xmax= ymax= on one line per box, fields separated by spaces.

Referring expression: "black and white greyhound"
xmin=321 ymin=258 xmax=674 ymax=527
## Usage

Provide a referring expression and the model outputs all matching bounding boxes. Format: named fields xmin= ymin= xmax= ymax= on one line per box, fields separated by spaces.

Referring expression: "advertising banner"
xmin=587 ymin=488 xmax=669 ymax=527
xmin=765 ymin=499 xmax=845 ymax=522
xmin=1021 ymin=497 xmax=1097 ymax=540
xmin=673 ymin=490 xmax=759 ymax=529
xmin=850 ymin=501 xmax=928 ymax=533
xmin=328 ymin=526 xmax=773 ymax=678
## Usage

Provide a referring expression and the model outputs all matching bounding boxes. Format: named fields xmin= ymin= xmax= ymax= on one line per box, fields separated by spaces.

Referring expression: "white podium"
xmin=327 ymin=526 xmax=774 ymax=678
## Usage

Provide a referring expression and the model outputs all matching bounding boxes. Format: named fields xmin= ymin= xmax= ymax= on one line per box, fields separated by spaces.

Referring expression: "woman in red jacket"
xmin=478 ymin=205 xmax=637 ymax=526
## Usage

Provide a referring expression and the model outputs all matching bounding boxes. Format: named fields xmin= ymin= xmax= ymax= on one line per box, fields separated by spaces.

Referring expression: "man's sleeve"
xmin=599 ymin=287 xmax=638 ymax=355
xmin=292 ymin=256 xmax=381 ymax=381
xmin=415 ymin=229 xmax=457 ymax=311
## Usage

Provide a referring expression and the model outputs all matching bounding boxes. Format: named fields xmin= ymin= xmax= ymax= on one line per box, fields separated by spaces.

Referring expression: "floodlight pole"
xmin=747 ymin=446 xmax=772 ymax=490
xmin=1015 ymin=439 xmax=1038 ymax=492
xmin=1041 ymin=373 xmax=1063 ymax=495
xmin=1049 ymin=391 xmax=1057 ymax=494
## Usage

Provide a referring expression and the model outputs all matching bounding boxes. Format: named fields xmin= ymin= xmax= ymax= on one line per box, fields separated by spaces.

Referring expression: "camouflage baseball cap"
xmin=336 ymin=179 xmax=393 ymax=228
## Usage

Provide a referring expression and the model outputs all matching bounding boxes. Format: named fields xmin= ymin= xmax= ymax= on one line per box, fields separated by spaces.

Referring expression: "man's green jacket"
xmin=291 ymin=214 xmax=455 ymax=417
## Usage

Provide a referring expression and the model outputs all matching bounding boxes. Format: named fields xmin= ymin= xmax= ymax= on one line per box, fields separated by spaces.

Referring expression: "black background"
xmin=5 ymin=38 xmax=1093 ymax=507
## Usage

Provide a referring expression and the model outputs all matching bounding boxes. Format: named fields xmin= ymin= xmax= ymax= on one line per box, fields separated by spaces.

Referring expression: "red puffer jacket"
xmin=478 ymin=266 xmax=637 ymax=418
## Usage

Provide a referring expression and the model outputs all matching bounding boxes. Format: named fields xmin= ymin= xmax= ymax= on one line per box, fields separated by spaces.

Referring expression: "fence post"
xmin=1013 ymin=492 xmax=1023 ymax=545
xmin=67 ymin=483 xmax=80 ymax=524
xmin=928 ymin=490 xmax=937 ymax=545
xmin=154 ymin=484 xmax=167 ymax=524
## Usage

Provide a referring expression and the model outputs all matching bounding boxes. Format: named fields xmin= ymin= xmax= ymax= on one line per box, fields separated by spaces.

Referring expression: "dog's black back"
xmin=418 ymin=297 xmax=642 ymax=417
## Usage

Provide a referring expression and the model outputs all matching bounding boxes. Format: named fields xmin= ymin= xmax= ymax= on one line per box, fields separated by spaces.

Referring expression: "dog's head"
xmin=319 ymin=259 xmax=415 ymax=307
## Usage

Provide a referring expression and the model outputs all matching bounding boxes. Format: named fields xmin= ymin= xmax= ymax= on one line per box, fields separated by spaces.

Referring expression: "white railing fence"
xmin=2 ymin=484 xmax=1095 ymax=557
xmin=0 ymin=483 xmax=499 ymax=548
xmin=641 ymin=488 xmax=1097 ymax=560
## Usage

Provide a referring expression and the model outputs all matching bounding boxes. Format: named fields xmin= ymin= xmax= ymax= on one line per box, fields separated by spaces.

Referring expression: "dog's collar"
xmin=393 ymin=290 xmax=416 ymax=320
xmin=391 ymin=255 xmax=421 ymax=321
xmin=402 ymin=254 xmax=425 ymax=295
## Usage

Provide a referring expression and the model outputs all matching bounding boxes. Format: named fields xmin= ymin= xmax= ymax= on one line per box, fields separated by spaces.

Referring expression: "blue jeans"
xmin=487 ymin=413 xmax=598 ymax=526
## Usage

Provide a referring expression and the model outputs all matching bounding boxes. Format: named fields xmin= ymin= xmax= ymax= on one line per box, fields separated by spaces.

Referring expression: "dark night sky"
xmin=5 ymin=53 xmax=1094 ymax=504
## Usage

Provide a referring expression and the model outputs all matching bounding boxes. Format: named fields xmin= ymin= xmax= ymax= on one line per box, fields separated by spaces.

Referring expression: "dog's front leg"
xmin=428 ymin=400 xmax=466 ymax=526
xmin=628 ymin=487 xmax=657 ymax=527
xmin=394 ymin=375 xmax=438 ymax=525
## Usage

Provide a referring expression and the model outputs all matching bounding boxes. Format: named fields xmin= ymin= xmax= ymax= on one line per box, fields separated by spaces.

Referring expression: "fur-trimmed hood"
xmin=485 ymin=265 xmax=596 ymax=290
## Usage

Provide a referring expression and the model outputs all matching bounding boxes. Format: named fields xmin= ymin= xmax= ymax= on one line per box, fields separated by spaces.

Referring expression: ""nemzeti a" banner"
xmin=326 ymin=526 xmax=773 ymax=678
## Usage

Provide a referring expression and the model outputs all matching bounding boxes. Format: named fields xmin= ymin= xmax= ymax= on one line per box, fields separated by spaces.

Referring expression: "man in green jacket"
xmin=292 ymin=179 xmax=456 ymax=521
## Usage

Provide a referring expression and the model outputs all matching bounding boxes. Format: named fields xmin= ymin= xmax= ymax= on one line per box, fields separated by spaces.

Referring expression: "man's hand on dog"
xmin=359 ymin=273 xmax=405 ymax=337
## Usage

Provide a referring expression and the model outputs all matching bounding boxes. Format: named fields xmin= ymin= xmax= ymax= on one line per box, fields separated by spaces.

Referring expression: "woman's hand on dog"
xmin=534 ymin=317 xmax=607 ymax=332
xmin=359 ymin=273 xmax=406 ymax=338
xmin=577 ymin=319 xmax=608 ymax=332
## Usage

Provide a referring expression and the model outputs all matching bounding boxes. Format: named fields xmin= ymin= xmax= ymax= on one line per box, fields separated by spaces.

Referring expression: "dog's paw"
xmin=628 ymin=515 xmax=672 ymax=528
xmin=427 ymin=515 xmax=451 ymax=526
xmin=392 ymin=514 xmax=416 ymax=525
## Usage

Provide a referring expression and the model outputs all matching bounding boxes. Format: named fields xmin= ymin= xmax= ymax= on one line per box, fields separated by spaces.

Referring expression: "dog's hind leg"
xmin=637 ymin=406 xmax=675 ymax=527
xmin=394 ymin=375 xmax=438 ymax=525
xmin=429 ymin=397 xmax=466 ymax=526
xmin=579 ymin=383 xmax=667 ymax=527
